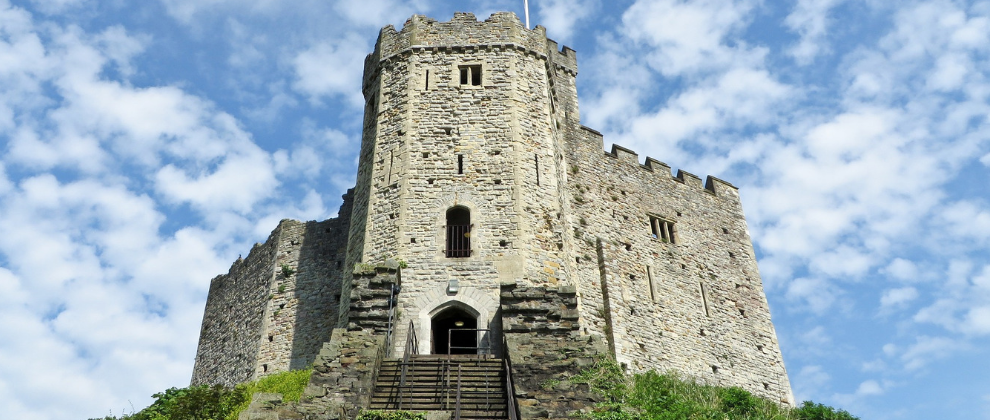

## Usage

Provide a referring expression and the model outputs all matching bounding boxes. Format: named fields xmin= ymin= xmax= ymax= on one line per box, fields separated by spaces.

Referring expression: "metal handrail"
xmin=503 ymin=340 xmax=520 ymax=420
xmin=399 ymin=320 xmax=417 ymax=410
xmin=454 ymin=364 xmax=463 ymax=420
xmin=444 ymin=328 xmax=494 ymax=417
xmin=445 ymin=328 xmax=492 ymax=362
xmin=400 ymin=320 xmax=417 ymax=385
xmin=385 ymin=284 xmax=399 ymax=355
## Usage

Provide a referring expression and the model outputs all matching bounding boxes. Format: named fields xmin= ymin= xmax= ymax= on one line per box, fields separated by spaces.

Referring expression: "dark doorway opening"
xmin=431 ymin=307 xmax=477 ymax=354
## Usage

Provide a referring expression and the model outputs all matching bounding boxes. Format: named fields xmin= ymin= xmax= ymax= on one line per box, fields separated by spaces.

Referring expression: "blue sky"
xmin=1 ymin=0 xmax=988 ymax=419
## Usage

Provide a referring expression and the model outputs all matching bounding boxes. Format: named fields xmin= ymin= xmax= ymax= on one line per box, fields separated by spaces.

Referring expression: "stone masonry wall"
xmin=192 ymin=12 xmax=794 ymax=409
xmin=501 ymin=283 xmax=607 ymax=420
xmin=191 ymin=228 xmax=280 ymax=387
xmin=562 ymin=126 xmax=794 ymax=404
xmin=254 ymin=216 xmax=349 ymax=379
xmin=193 ymin=194 xmax=353 ymax=386
xmin=293 ymin=329 xmax=386 ymax=420
xmin=348 ymin=12 xmax=579 ymax=358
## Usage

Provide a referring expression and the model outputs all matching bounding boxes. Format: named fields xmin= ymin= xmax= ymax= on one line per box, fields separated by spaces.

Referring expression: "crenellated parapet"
xmin=367 ymin=12 xmax=578 ymax=78
xmin=569 ymin=125 xmax=739 ymax=200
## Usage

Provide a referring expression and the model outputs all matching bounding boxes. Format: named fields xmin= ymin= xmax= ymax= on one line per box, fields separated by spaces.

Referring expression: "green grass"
xmin=356 ymin=410 xmax=427 ymax=420
xmin=90 ymin=368 xmax=312 ymax=420
xmin=225 ymin=367 xmax=312 ymax=419
xmin=573 ymin=358 xmax=859 ymax=420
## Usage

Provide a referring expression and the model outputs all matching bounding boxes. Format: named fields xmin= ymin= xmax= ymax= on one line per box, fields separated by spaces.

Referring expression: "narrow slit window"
xmin=649 ymin=216 xmax=676 ymax=244
xmin=424 ymin=69 xmax=430 ymax=90
xmin=459 ymin=65 xmax=482 ymax=86
xmin=457 ymin=155 xmax=464 ymax=174
xmin=647 ymin=266 xmax=657 ymax=302
xmin=700 ymin=282 xmax=710 ymax=317
xmin=535 ymin=154 xmax=540 ymax=186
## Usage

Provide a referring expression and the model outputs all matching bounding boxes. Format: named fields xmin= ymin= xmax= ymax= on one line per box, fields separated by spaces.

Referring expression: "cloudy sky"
xmin=1 ymin=0 xmax=988 ymax=419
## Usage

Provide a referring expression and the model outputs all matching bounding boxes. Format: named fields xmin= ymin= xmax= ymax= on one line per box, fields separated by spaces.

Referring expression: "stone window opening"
xmin=535 ymin=154 xmax=540 ymax=186
xmin=700 ymin=282 xmax=711 ymax=317
xmin=647 ymin=266 xmax=657 ymax=302
xmin=445 ymin=206 xmax=472 ymax=258
xmin=649 ymin=216 xmax=676 ymax=244
xmin=457 ymin=155 xmax=464 ymax=174
xmin=459 ymin=64 xmax=482 ymax=86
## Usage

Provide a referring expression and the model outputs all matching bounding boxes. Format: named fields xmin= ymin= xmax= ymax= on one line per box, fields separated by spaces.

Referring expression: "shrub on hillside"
xmin=89 ymin=368 xmax=312 ymax=420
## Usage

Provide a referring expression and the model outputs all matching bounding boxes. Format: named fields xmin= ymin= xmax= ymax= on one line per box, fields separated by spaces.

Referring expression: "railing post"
xmin=455 ymin=364 xmax=462 ymax=420
xmin=503 ymin=337 xmax=520 ymax=420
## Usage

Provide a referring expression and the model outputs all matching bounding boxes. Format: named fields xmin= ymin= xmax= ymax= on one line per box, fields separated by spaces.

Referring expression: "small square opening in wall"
xmin=649 ymin=216 xmax=676 ymax=244
xmin=459 ymin=65 xmax=482 ymax=86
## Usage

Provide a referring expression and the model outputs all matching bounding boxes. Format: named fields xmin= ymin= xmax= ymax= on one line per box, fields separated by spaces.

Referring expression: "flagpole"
xmin=524 ymin=0 xmax=530 ymax=29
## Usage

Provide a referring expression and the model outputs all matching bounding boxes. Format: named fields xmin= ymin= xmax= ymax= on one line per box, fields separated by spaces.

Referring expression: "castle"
xmin=191 ymin=12 xmax=793 ymax=418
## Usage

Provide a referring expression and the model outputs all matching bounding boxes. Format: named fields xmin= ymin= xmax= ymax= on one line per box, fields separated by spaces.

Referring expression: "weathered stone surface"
xmin=191 ymin=9 xmax=794 ymax=419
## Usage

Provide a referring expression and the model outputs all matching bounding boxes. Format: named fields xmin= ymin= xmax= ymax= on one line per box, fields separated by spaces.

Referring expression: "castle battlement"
xmin=369 ymin=12 xmax=578 ymax=75
xmin=576 ymin=125 xmax=739 ymax=200
xmin=193 ymin=12 xmax=794 ymax=417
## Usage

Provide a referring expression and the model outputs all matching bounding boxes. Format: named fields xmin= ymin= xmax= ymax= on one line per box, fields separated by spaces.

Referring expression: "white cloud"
xmin=879 ymin=287 xmax=918 ymax=310
xmin=786 ymin=277 xmax=838 ymax=313
xmin=960 ymin=306 xmax=990 ymax=336
xmin=291 ymin=34 xmax=367 ymax=107
xmin=900 ymin=336 xmax=958 ymax=371
xmin=536 ymin=0 xmax=598 ymax=40
xmin=620 ymin=0 xmax=760 ymax=76
xmin=784 ymin=0 xmax=845 ymax=64
xmin=937 ymin=201 xmax=990 ymax=244
xmin=884 ymin=258 xmax=919 ymax=282
xmin=155 ymin=144 xmax=278 ymax=214
xmin=333 ymin=0 xmax=418 ymax=28
xmin=27 ymin=0 xmax=85 ymax=14
xmin=792 ymin=364 xmax=830 ymax=403
xmin=855 ymin=379 xmax=883 ymax=396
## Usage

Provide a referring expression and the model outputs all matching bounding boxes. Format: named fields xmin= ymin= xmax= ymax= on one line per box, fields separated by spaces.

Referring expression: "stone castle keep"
xmin=191 ymin=12 xmax=793 ymax=418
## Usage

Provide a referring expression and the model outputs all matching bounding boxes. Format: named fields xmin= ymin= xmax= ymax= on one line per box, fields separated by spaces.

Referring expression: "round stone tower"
xmin=341 ymin=12 xmax=580 ymax=356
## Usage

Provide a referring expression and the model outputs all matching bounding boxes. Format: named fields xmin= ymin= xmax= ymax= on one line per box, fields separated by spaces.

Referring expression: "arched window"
xmin=446 ymin=207 xmax=471 ymax=257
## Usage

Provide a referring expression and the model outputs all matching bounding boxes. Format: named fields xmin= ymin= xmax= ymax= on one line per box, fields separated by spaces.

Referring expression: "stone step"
xmin=365 ymin=407 xmax=507 ymax=419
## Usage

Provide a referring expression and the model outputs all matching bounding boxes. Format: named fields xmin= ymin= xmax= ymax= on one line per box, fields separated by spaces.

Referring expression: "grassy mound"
xmin=90 ymin=368 xmax=312 ymax=420
xmin=575 ymin=358 xmax=858 ymax=420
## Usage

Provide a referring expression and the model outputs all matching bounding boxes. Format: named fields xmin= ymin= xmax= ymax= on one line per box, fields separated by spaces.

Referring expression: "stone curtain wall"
xmin=254 ymin=217 xmax=349 ymax=379
xmin=192 ymin=194 xmax=353 ymax=386
xmin=562 ymin=126 xmax=794 ymax=404
xmin=191 ymin=227 xmax=281 ymax=387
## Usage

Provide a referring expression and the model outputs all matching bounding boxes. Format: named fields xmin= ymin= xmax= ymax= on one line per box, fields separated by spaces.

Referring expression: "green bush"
xmin=576 ymin=358 xmax=857 ymax=420
xmin=793 ymin=401 xmax=860 ymax=420
xmin=90 ymin=368 xmax=312 ymax=420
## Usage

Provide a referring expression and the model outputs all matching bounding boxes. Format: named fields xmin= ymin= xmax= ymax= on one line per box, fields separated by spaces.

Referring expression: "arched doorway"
xmin=431 ymin=306 xmax=477 ymax=354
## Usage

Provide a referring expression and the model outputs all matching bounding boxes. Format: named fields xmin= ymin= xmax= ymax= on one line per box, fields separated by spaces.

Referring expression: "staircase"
xmin=370 ymin=355 xmax=508 ymax=420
